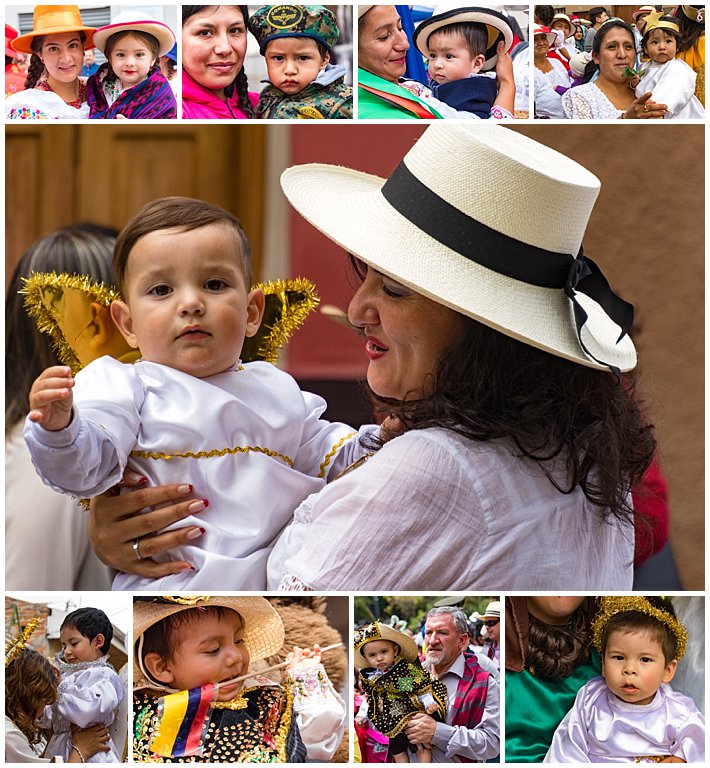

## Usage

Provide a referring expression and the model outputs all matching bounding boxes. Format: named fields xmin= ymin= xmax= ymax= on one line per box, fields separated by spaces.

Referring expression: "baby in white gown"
xmin=25 ymin=197 xmax=371 ymax=591
xmin=40 ymin=608 xmax=124 ymax=763
xmin=545 ymin=596 xmax=704 ymax=763
xmin=634 ymin=14 xmax=704 ymax=119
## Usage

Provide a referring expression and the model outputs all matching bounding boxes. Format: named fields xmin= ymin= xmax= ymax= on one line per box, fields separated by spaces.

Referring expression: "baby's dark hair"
xmin=113 ymin=196 xmax=252 ymax=291
xmin=430 ymin=22 xmax=488 ymax=58
xmin=141 ymin=605 xmax=238 ymax=662
xmin=601 ymin=597 xmax=679 ymax=664
xmin=61 ymin=607 xmax=113 ymax=654
xmin=641 ymin=17 xmax=683 ymax=54
xmin=103 ymin=30 xmax=160 ymax=85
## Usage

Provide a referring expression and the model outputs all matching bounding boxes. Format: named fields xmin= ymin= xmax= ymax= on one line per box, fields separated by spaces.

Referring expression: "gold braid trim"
xmin=275 ymin=684 xmax=294 ymax=762
xmin=318 ymin=432 xmax=357 ymax=478
xmin=592 ymin=597 xmax=688 ymax=660
xmin=21 ymin=272 xmax=123 ymax=374
xmin=131 ymin=445 xmax=294 ymax=466
xmin=5 ymin=618 xmax=40 ymax=667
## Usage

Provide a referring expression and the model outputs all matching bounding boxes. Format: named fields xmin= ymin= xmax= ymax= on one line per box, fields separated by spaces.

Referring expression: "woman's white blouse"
xmin=544 ymin=677 xmax=705 ymax=763
xmin=268 ymin=428 xmax=634 ymax=591
xmin=5 ymin=717 xmax=51 ymax=763
xmin=562 ymin=82 xmax=624 ymax=119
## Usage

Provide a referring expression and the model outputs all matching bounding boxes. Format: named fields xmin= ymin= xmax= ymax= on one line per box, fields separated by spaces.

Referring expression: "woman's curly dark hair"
xmin=182 ymin=5 xmax=255 ymax=118
xmin=6 ymin=648 xmax=58 ymax=745
xmin=526 ymin=609 xmax=591 ymax=679
xmin=355 ymin=260 xmax=656 ymax=522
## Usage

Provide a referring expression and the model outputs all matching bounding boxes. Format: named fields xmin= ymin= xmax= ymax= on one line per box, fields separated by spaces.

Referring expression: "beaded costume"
xmin=358 ymin=657 xmax=448 ymax=739
xmin=133 ymin=683 xmax=305 ymax=763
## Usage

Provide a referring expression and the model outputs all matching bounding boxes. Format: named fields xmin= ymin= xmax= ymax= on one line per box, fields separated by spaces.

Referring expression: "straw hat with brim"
xmin=551 ymin=13 xmax=574 ymax=36
xmin=92 ymin=11 xmax=175 ymax=57
xmin=413 ymin=4 xmax=513 ymax=71
xmin=281 ymin=124 xmax=636 ymax=373
xmin=133 ymin=596 xmax=285 ymax=692
xmin=12 ymin=5 xmax=96 ymax=54
xmin=480 ymin=600 xmax=501 ymax=620
xmin=533 ymin=24 xmax=557 ymax=47
xmin=632 ymin=6 xmax=656 ymax=21
xmin=358 ymin=6 xmax=374 ymax=20
xmin=354 ymin=622 xmax=419 ymax=670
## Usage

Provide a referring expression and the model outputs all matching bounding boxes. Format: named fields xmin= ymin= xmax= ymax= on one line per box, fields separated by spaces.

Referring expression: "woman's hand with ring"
xmin=89 ymin=473 xmax=207 ymax=577
xmin=623 ymin=92 xmax=667 ymax=119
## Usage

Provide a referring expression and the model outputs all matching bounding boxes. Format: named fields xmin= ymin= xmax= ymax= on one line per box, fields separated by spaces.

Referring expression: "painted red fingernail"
xmin=202 ymin=499 xmax=209 ymax=509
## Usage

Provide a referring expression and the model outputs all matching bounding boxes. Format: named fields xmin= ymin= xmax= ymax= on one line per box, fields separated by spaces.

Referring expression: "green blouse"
xmin=504 ymin=651 xmax=601 ymax=763
xmin=357 ymin=68 xmax=443 ymax=119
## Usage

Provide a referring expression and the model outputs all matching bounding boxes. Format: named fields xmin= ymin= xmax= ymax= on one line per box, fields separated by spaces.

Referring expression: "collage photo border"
xmin=4 ymin=2 xmax=707 ymax=765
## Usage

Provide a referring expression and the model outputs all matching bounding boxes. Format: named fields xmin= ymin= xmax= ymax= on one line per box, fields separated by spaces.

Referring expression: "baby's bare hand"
xmin=425 ymin=702 xmax=439 ymax=714
xmin=28 ymin=366 xmax=75 ymax=431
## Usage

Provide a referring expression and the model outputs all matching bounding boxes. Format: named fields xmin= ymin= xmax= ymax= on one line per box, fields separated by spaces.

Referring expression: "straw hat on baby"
xmin=354 ymin=622 xmax=419 ymax=669
xmin=11 ymin=5 xmax=95 ymax=54
xmin=281 ymin=124 xmax=636 ymax=373
xmin=413 ymin=4 xmax=513 ymax=71
xmin=133 ymin=596 xmax=284 ymax=691
xmin=92 ymin=10 xmax=175 ymax=57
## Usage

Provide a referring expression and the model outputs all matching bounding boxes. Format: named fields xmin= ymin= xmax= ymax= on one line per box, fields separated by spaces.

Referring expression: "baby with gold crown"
xmin=634 ymin=11 xmax=704 ymax=118
xmin=545 ymin=596 xmax=704 ymax=763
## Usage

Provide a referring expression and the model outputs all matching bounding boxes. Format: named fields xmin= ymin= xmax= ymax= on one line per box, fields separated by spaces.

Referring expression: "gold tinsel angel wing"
xmin=22 ymin=272 xmax=320 ymax=374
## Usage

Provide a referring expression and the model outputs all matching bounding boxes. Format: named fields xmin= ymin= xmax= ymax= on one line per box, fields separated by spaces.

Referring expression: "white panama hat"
xmin=281 ymin=124 xmax=636 ymax=373
xmin=413 ymin=4 xmax=514 ymax=71
xmin=92 ymin=10 xmax=175 ymax=57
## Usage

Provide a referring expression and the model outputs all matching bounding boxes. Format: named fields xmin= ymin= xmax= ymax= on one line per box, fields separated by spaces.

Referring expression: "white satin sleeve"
xmin=544 ymin=683 xmax=592 ymax=763
xmin=23 ymin=356 xmax=143 ymax=496
xmin=293 ymin=389 xmax=375 ymax=480
xmin=56 ymin=667 xmax=124 ymax=729
xmin=285 ymin=662 xmax=346 ymax=761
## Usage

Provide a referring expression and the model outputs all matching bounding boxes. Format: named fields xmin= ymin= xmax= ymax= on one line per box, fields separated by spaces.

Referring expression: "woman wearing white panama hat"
xmin=87 ymin=125 xmax=654 ymax=592
xmin=265 ymin=123 xmax=654 ymax=591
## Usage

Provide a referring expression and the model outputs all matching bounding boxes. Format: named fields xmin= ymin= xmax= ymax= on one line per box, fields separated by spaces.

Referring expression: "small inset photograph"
xmin=180 ymin=5 xmax=353 ymax=119
xmin=132 ymin=595 xmax=348 ymax=763
xmin=5 ymin=4 xmax=178 ymax=120
xmin=505 ymin=595 xmax=705 ymax=763
xmin=353 ymin=595 xmax=500 ymax=763
xmin=356 ymin=4 xmax=530 ymax=119
xmin=531 ymin=5 xmax=705 ymax=119
xmin=5 ymin=593 xmax=130 ymax=762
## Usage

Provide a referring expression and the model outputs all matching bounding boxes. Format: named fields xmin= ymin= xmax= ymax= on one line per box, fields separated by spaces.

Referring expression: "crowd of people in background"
xmin=533 ymin=4 xmax=705 ymax=119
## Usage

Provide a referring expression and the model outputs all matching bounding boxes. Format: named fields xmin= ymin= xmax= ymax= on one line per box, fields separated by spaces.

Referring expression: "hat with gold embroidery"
xmin=354 ymin=621 xmax=419 ymax=670
xmin=248 ymin=5 xmax=340 ymax=55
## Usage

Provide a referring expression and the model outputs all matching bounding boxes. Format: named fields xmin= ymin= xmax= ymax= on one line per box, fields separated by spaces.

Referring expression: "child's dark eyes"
xmin=149 ymin=284 xmax=172 ymax=296
xmin=204 ymin=278 xmax=227 ymax=291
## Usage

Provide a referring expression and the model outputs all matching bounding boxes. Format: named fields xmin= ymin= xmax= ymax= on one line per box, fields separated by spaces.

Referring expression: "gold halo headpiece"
xmin=592 ymin=596 xmax=687 ymax=660
xmin=5 ymin=617 xmax=41 ymax=667
xmin=642 ymin=10 xmax=680 ymax=35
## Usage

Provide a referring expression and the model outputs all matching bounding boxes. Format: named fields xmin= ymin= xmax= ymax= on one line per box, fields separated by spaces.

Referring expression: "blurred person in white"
xmin=5 ymin=224 xmax=115 ymax=590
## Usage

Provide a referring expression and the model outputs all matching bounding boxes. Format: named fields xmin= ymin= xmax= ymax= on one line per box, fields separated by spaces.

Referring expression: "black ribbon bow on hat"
xmin=381 ymin=161 xmax=634 ymax=373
